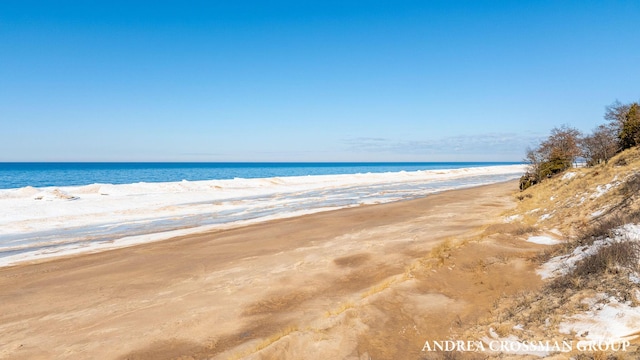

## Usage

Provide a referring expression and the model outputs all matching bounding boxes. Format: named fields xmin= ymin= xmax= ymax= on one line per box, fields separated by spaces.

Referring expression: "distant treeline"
xmin=520 ymin=100 xmax=640 ymax=190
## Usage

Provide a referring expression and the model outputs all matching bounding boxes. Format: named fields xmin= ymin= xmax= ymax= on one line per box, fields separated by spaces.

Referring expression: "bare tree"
xmin=581 ymin=124 xmax=618 ymax=165
xmin=604 ymin=100 xmax=640 ymax=150
xmin=520 ymin=125 xmax=582 ymax=190
xmin=540 ymin=125 xmax=582 ymax=169
xmin=521 ymin=100 xmax=640 ymax=191
xmin=605 ymin=100 xmax=631 ymax=135
xmin=524 ymin=146 xmax=543 ymax=177
xmin=520 ymin=147 xmax=543 ymax=190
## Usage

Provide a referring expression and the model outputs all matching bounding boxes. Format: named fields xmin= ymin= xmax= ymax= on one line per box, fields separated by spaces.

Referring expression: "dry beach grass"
xmin=464 ymin=147 xmax=640 ymax=360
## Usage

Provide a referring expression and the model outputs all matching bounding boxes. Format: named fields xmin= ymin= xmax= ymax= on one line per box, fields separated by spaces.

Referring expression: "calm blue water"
xmin=0 ymin=162 xmax=521 ymax=189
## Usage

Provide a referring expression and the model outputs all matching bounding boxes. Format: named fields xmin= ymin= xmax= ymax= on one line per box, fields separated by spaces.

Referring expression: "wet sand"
xmin=0 ymin=181 xmax=545 ymax=359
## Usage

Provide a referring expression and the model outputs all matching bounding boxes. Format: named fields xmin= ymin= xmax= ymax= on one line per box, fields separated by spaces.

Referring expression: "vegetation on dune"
xmin=520 ymin=125 xmax=582 ymax=190
xmin=462 ymin=145 xmax=640 ymax=359
xmin=609 ymin=101 xmax=640 ymax=151
xmin=520 ymin=100 xmax=640 ymax=191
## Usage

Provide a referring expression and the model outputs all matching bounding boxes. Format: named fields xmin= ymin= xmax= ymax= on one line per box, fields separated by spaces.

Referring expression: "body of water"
xmin=0 ymin=162 xmax=521 ymax=189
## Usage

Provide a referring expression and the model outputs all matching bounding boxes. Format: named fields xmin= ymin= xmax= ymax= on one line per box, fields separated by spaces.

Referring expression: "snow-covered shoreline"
xmin=0 ymin=164 xmax=525 ymax=267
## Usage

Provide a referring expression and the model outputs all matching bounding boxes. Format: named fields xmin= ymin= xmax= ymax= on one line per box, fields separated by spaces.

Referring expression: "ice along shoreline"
xmin=0 ymin=164 xmax=525 ymax=267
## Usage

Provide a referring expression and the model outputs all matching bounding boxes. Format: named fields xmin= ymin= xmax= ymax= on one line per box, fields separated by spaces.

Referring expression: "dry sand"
xmin=0 ymin=181 xmax=546 ymax=360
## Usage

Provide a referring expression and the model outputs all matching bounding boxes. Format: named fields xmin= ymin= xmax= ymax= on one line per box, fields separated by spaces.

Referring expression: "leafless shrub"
xmin=573 ymin=240 xmax=640 ymax=277
xmin=516 ymin=193 xmax=533 ymax=201
xmin=579 ymin=214 xmax=628 ymax=244
xmin=580 ymin=208 xmax=640 ymax=245
xmin=549 ymin=239 xmax=640 ymax=296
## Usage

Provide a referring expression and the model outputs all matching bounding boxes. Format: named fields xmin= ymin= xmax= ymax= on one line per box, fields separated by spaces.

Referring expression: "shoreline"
xmin=6 ymin=180 xmax=516 ymax=266
xmin=0 ymin=166 xmax=525 ymax=267
xmin=0 ymin=179 xmax=549 ymax=360
xmin=1 ymin=179 xmax=514 ymax=269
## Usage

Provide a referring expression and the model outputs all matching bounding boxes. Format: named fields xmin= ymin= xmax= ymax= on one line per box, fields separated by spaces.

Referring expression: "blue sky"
xmin=1 ymin=1 xmax=639 ymax=162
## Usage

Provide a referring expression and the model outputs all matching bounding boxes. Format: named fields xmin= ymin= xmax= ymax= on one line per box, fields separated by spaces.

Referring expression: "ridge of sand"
xmin=0 ymin=181 xmax=545 ymax=360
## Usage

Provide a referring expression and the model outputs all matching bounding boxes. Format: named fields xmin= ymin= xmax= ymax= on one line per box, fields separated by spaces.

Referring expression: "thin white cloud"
xmin=344 ymin=133 xmax=544 ymax=156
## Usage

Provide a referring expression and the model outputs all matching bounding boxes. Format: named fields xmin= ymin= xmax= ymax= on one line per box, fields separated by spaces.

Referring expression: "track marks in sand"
xmin=218 ymin=235 xmax=544 ymax=360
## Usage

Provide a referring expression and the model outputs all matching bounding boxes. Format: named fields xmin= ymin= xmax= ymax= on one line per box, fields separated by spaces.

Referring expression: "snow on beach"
xmin=0 ymin=165 xmax=525 ymax=267
xmin=526 ymin=235 xmax=561 ymax=245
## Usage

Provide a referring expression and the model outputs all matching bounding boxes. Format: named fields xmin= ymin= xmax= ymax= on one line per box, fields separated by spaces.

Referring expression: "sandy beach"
xmin=0 ymin=180 xmax=546 ymax=359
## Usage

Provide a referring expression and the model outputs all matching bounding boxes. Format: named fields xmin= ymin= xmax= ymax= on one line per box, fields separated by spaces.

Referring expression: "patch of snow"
xmin=591 ymin=209 xmax=606 ymax=218
xmin=539 ymin=213 xmax=553 ymax=221
xmin=562 ymin=172 xmax=577 ymax=181
xmin=527 ymin=236 xmax=562 ymax=245
xmin=590 ymin=182 xmax=621 ymax=199
xmin=550 ymin=196 xmax=556 ymax=201
xmin=537 ymin=224 xmax=640 ymax=279
xmin=537 ymin=239 xmax=608 ymax=279
xmin=559 ymin=296 xmax=640 ymax=344
xmin=504 ymin=214 xmax=522 ymax=223
xmin=621 ymin=224 xmax=640 ymax=241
